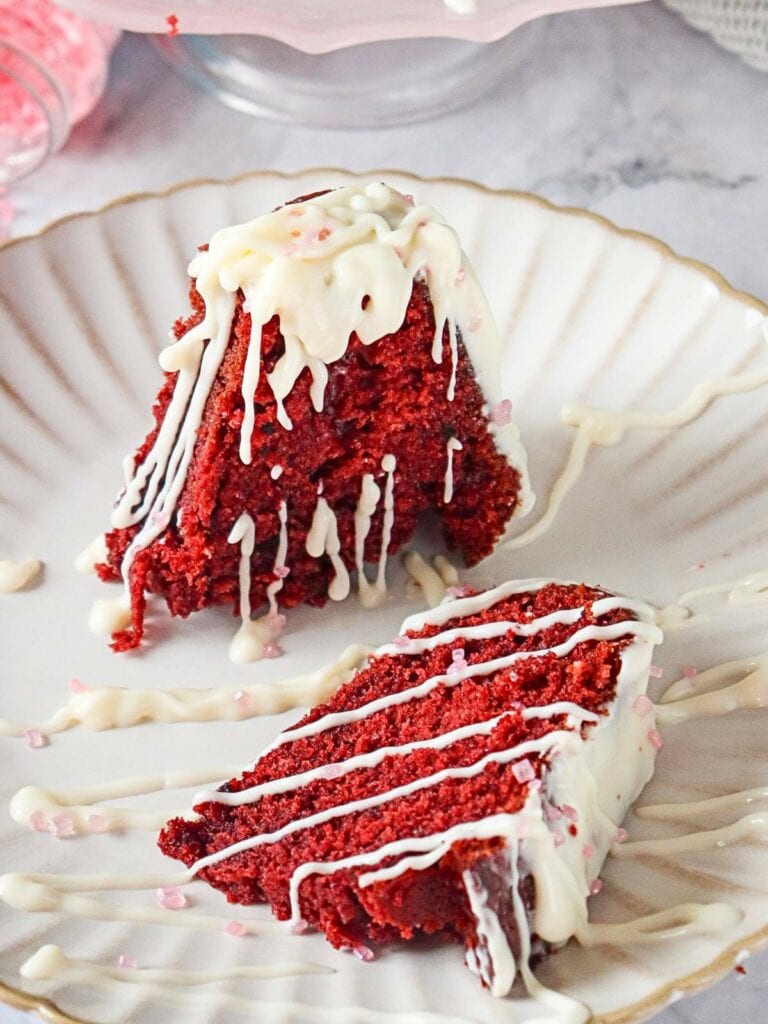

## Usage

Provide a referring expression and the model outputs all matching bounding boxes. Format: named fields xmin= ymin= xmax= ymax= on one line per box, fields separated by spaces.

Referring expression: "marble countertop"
xmin=4 ymin=2 xmax=768 ymax=1021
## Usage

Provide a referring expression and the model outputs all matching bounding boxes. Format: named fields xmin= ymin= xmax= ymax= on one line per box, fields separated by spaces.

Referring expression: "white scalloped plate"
xmin=1 ymin=170 xmax=768 ymax=1024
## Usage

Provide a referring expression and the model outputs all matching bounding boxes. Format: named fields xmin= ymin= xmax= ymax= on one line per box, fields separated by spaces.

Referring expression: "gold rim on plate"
xmin=1 ymin=167 xmax=766 ymax=1024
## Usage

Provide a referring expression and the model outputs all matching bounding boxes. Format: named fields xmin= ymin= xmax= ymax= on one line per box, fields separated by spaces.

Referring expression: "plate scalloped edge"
xmin=2 ymin=167 xmax=768 ymax=1024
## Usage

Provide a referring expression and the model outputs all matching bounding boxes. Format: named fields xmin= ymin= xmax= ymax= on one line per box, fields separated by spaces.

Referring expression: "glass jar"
xmin=0 ymin=1 xmax=119 ymax=184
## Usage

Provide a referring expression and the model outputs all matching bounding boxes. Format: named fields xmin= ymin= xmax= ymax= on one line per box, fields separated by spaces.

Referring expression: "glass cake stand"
xmin=152 ymin=23 xmax=546 ymax=128
xmin=55 ymin=0 xmax=646 ymax=127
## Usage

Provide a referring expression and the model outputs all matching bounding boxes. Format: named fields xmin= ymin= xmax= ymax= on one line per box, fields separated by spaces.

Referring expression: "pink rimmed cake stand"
xmin=54 ymin=0 xmax=649 ymax=127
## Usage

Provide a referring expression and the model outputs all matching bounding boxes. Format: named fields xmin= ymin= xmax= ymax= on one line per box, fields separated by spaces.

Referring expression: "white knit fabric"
xmin=664 ymin=0 xmax=768 ymax=71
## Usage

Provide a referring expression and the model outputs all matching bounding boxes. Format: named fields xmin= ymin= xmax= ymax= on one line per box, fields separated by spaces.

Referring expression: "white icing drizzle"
xmin=402 ymin=552 xmax=461 ymax=609
xmin=0 ymin=558 xmax=41 ymax=593
xmin=400 ymin=578 xmax=553 ymax=633
xmin=228 ymin=512 xmax=270 ymax=664
xmin=612 ymin=812 xmax=768 ymax=858
xmin=74 ymin=535 xmax=108 ymax=574
xmin=194 ymin=705 xmax=599 ymax=810
xmin=107 ymin=289 xmax=238 ymax=628
xmin=463 ymin=867 xmax=516 ymax=992
xmin=379 ymin=595 xmax=655 ymax=658
xmin=433 ymin=555 xmax=460 ymax=587
xmin=266 ymin=618 xmax=661 ymax=752
xmin=657 ymin=569 xmax=768 ymax=632
xmin=503 ymin=360 xmax=768 ymax=552
xmin=0 ymin=644 xmax=370 ymax=738
xmin=190 ymin=730 xmax=579 ymax=874
xmin=655 ymin=656 xmax=768 ymax=725
xmin=443 ymin=437 xmax=463 ymax=504
xmin=0 ymin=871 xmax=281 ymax=936
xmin=637 ymin=787 xmax=768 ymax=822
xmin=509 ymin=831 xmax=591 ymax=1023
xmin=20 ymin=945 xmax=474 ymax=1024
xmin=267 ymin=500 xmax=289 ymax=616
xmin=104 ymin=182 xmax=532 ymax=640
xmin=354 ymin=473 xmax=382 ymax=608
xmin=373 ymin=454 xmax=396 ymax=607
xmin=306 ymin=495 xmax=350 ymax=602
xmin=88 ymin=595 xmax=132 ymax=636
xmin=228 ymin=502 xmax=290 ymax=662
xmin=22 ymin=944 xmax=332 ymax=984
xmin=10 ymin=765 xmax=240 ymax=835
xmin=403 ymin=551 xmax=449 ymax=608
xmin=577 ymin=903 xmax=742 ymax=946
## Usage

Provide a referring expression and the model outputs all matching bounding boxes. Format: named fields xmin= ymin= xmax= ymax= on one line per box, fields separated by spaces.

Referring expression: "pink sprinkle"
xmin=317 ymin=228 xmax=331 ymax=241
xmin=528 ymin=778 xmax=542 ymax=792
xmin=589 ymin=879 xmax=603 ymax=895
xmin=392 ymin=635 xmax=410 ymax=650
xmin=50 ymin=813 xmax=75 ymax=838
xmin=233 ymin=689 xmax=252 ymax=707
xmin=683 ymin=665 xmax=698 ymax=680
xmin=291 ymin=918 xmax=308 ymax=935
xmin=647 ymin=728 xmax=665 ymax=751
xmin=166 ymin=13 xmax=179 ymax=36
xmin=512 ymin=759 xmax=536 ymax=784
xmin=29 ymin=811 xmax=48 ymax=833
xmin=553 ymin=831 xmax=565 ymax=847
xmin=455 ymin=266 xmax=466 ymax=284
xmin=317 ymin=762 xmax=347 ymax=780
xmin=149 ymin=509 xmax=170 ymax=528
xmin=452 ymin=648 xmax=466 ymax=662
xmin=266 ymin=612 xmax=287 ymax=636
xmin=87 ymin=814 xmax=109 ymax=833
xmin=582 ymin=843 xmax=595 ymax=859
xmin=561 ymin=804 xmax=579 ymax=824
xmin=448 ymin=657 xmax=467 ymax=675
xmin=24 ymin=729 xmax=47 ymax=749
xmin=117 ymin=954 xmax=137 ymax=969
xmin=446 ymin=585 xmax=471 ymax=598
xmin=491 ymin=400 xmax=513 ymax=427
xmin=156 ymin=885 xmax=187 ymax=910
xmin=353 ymin=945 xmax=375 ymax=962
xmin=68 ymin=678 xmax=87 ymax=693
xmin=543 ymin=803 xmax=563 ymax=822
xmin=402 ymin=194 xmax=415 ymax=206
xmin=274 ymin=565 xmax=290 ymax=579
xmin=649 ymin=665 xmax=664 ymax=680
xmin=226 ymin=920 xmax=246 ymax=937
xmin=632 ymin=694 xmax=654 ymax=717
xmin=615 ymin=827 xmax=629 ymax=844
xmin=263 ymin=642 xmax=283 ymax=660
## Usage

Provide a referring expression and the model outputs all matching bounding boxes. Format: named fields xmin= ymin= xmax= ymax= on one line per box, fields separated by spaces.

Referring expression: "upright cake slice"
xmin=94 ymin=183 xmax=532 ymax=657
xmin=159 ymin=579 xmax=663 ymax=996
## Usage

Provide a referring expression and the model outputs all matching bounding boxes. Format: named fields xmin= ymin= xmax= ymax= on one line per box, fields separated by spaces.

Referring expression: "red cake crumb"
xmin=159 ymin=582 xmax=644 ymax=978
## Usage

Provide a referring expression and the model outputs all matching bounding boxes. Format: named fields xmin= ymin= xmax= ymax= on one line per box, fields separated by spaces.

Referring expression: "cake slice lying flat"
xmin=159 ymin=580 xmax=662 ymax=996
xmin=95 ymin=183 xmax=532 ymax=655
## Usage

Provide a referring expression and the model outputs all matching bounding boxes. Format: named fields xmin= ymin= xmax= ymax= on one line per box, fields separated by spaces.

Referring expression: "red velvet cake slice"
xmin=92 ymin=183 xmax=533 ymax=658
xmin=159 ymin=579 xmax=662 ymax=997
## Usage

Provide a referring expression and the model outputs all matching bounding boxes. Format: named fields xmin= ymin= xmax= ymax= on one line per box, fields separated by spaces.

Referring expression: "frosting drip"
xmin=503 ymin=355 xmax=768 ymax=552
xmin=0 ymin=558 xmax=41 ymax=593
